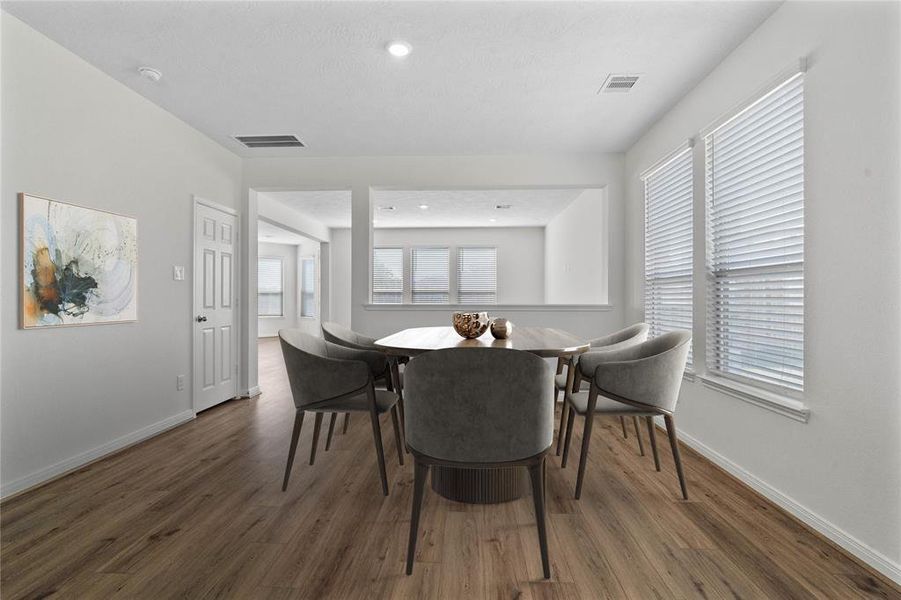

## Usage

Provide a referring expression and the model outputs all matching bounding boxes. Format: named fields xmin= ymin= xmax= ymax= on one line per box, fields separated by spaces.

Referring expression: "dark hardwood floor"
xmin=1 ymin=338 xmax=897 ymax=599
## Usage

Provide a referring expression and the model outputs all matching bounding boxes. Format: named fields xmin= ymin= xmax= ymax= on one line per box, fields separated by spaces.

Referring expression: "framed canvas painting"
xmin=20 ymin=193 xmax=138 ymax=328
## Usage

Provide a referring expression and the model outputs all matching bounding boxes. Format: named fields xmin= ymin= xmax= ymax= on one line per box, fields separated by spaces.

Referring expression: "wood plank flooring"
xmin=1 ymin=338 xmax=898 ymax=599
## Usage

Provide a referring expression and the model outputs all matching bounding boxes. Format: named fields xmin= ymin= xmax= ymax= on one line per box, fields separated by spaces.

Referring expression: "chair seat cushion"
xmin=554 ymin=373 xmax=568 ymax=390
xmin=376 ymin=371 xmax=403 ymax=389
xmin=566 ymin=390 xmax=655 ymax=416
xmin=310 ymin=389 xmax=398 ymax=414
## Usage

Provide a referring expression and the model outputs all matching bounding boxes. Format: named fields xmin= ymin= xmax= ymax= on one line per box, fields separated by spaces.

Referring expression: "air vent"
xmin=495 ymin=204 xmax=512 ymax=210
xmin=234 ymin=135 xmax=304 ymax=148
xmin=598 ymin=74 xmax=640 ymax=94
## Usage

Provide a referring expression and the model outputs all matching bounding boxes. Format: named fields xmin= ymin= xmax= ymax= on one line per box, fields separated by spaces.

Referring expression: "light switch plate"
xmin=173 ymin=265 xmax=185 ymax=281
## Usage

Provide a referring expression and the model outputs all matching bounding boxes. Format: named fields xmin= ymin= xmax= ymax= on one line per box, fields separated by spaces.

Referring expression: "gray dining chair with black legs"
xmin=278 ymin=329 xmax=404 ymax=496
xmin=404 ymin=348 xmax=555 ymax=579
xmin=555 ymin=323 xmax=650 ymax=456
xmin=561 ymin=331 xmax=691 ymax=500
xmin=322 ymin=321 xmax=408 ymax=447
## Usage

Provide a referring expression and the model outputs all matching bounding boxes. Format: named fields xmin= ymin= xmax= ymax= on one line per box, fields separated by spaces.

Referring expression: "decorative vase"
xmin=452 ymin=312 xmax=490 ymax=339
xmin=490 ymin=318 xmax=513 ymax=339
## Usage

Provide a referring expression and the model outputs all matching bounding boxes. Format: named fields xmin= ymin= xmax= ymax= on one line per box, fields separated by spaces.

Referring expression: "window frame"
xmin=257 ymin=255 xmax=285 ymax=318
xmin=371 ymin=246 xmax=405 ymax=305
xmin=703 ymin=70 xmax=805 ymax=399
xmin=410 ymin=246 xmax=451 ymax=305
xmin=457 ymin=245 xmax=498 ymax=305
xmin=641 ymin=143 xmax=694 ymax=371
xmin=299 ymin=255 xmax=316 ymax=319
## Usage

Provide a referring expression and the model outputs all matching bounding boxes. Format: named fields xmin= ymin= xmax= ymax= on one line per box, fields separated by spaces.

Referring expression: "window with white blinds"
xmin=300 ymin=257 xmax=316 ymax=318
xmin=705 ymin=72 xmax=804 ymax=393
xmin=411 ymin=247 xmax=449 ymax=304
xmin=643 ymin=147 xmax=693 ymax=368
xmin=258 ymin=256 xmax=284 ymax=316
xmin=457 ymin=247 xmax=497 ymax=304
xmin=372 ymin=247 xmax=404 ymax=304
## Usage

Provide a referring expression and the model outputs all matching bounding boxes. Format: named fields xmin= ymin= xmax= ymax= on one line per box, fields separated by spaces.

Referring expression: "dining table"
xmin=375 ymin=325 xmax=589 ymax=504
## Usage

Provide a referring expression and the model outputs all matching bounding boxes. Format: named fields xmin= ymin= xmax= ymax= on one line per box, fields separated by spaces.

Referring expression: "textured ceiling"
xmin=371 ymin=189 xmax=586 ymax=228
xmin=257 ymin=219 xmax=315 ymax=245
xmin=3 ymin=1 xmax=780 ymax=157
xmin=264 ymin=188 xmax=587 ymax=229
xmin=264 ymin=190 xmax=353 ymax=229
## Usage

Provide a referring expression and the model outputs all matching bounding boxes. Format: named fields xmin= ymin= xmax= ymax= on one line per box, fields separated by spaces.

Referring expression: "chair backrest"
xmin=403 ymin=348 xmax=554 ymax=463
xmin=321 ymin=321 xmax=376 ymax=350
xmin=590 ymin=330 xmax=691 ymax=414
xmin=589 ymin=322 xmax=650 ymax=351
xmin=279 ymin=328 xmax=369 ymax=409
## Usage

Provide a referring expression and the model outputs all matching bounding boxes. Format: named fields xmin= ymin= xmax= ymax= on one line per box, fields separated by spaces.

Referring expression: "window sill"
xmin=363 ymin=303 xmax=614 ymax=312
xmin=698 ymin=374 xmax=810 ymax=423
xmin=258 ymin=315 xmax=286 ymax=319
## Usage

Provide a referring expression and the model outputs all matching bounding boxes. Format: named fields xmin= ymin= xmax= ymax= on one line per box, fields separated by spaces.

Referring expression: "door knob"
xmin=196 ymin=315 xmax=208 ymax=322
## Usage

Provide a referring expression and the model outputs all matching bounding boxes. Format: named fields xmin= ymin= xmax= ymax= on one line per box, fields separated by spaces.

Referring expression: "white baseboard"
xmin=243 ymin=386 xmax=261 ymax=398
xmin=677 ymin=429 xmax=901 ymax=587
xmin=0 ymin=409 xmax=196 ymax=499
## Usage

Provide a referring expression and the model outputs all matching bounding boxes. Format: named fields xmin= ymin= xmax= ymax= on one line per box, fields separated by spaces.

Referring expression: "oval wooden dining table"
xmin=375 ymin=326 xmax=589 ymax=504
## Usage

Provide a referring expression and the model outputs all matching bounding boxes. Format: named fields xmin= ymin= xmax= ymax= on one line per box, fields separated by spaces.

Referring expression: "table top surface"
xmin=374 ymin=326 xmax=589 ymax=358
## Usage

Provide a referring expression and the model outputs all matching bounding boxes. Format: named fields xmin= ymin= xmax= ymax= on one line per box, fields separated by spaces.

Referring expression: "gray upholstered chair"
xmin=560 ymin=331 xmax=691 ymax=500
xmin=279 ymin=329 xmax=404 ymax=496
xmin=554 ymin=323 xmax=650 ymax=455
xmin=403 ymin=348 xmax=554 ymax=579
xmin=321 ymin=321 xmax=404 ymax=448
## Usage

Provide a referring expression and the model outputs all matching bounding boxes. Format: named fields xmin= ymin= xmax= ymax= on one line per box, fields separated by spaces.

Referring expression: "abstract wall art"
xmin=20 ymin=193 xmax=137 ymax=328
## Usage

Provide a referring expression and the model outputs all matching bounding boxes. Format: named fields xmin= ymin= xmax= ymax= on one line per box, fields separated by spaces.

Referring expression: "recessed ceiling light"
xmin=387 ymin=41 xmax=411 ymax=58
xmin=419 ymin=204 xmax=429 ymax=210
xmin=138 ymin=66 xmax=162 ymax=82
xmin=378 ymin=205 xmax=396 ymax=211
xmin=488 ymin=218 xmax=497 ymax=223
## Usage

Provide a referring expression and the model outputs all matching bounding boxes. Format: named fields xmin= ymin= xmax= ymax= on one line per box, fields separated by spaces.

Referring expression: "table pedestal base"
xmin=431 ymin=465 xmax=528 ymax=504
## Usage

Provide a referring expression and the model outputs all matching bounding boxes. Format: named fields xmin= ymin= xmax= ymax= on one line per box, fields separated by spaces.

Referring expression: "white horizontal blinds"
xmin=372 ymin=247 xmax=404 ymax=304
xmin=457 ymin=247 xmax=497 ymax=304
xmin=644 ymin=147 xmax=693 ymax=368
xmin=412 ymin=247 xmax=449 ymax=304
xmin=258 ymin=257 xmax=283 ymax=316
xmin=706 ymin=73 xmax=804 ymax=392
xmin=300 ymin=257 xmax=315 ymax=317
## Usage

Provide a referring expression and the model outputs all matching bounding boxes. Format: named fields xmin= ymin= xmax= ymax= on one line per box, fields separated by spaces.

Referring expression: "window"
xmin=300 ymin=256 xmax=316 ymax=318
xmin=372 ymin=247 xmax=403 ymax=304
xmin=458 ymin=247 xmax=497 ymax=304
xmin=411 ymin=247 xmax=449 ymax=304
xmin=643 ymin=146 xmax=693 ymax=368
xmin=258 ymin=256 xmax=283 ymax=316
xmin=705 ymin=72 xmax=804 ymax=392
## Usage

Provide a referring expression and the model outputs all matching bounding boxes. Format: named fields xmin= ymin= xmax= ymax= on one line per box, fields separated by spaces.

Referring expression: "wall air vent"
xmin=234 ymin=135 xmax=304 ymax=148
xmin=598 ymin=74 xmax=641 ymax=94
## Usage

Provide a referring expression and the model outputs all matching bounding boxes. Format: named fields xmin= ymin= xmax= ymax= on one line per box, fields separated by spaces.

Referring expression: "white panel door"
xmin=193 ymin=202 xmax=238 ymax=412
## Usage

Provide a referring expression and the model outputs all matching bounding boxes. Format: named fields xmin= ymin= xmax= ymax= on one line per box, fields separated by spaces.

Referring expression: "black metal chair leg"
xmin=529 ymin=459 xmax=551 ymax=579
xmin=282 ymin=410 xmax=304 ymax=491
xmin=309 ymin=413 xmax=323 ymax=465
xmin=406 ymin=460 xmax=429 ymax=575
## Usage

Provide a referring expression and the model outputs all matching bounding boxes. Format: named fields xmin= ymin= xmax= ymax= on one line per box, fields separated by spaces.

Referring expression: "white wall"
xmin=624 ymin=1 xmax=900 ymax=581
xmin=372 ymin=227 xmax=545 ymax=304
xmin=544 ymin=188 xmax=608 ymax=304
xmin=257 ymin=242 xmax=298 ymax=338
xmin=328 ymin=228 xmax=353 ymax=328
xmin=243 ymin=154 xmax=624 ymax=347
xmin=1 ymin=15 xmax=243 ymax=495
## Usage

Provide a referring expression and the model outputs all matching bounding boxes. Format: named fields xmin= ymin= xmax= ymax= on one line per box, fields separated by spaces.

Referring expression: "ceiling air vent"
xmin=234 ymin=135 xmax=304 ymax=148
xmin=598 ymin=74 xmax=640 ymax=94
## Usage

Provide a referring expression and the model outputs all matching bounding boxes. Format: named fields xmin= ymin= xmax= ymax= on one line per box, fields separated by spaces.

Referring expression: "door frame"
xmin=192 ymin=195 xmax=241 ymax=414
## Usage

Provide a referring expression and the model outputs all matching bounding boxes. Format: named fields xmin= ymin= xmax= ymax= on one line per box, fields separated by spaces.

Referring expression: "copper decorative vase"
xmin=490 ymin=318 xmax=513 ymax=339
xmin=452 ymin=312 xmax=490 ymax=339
